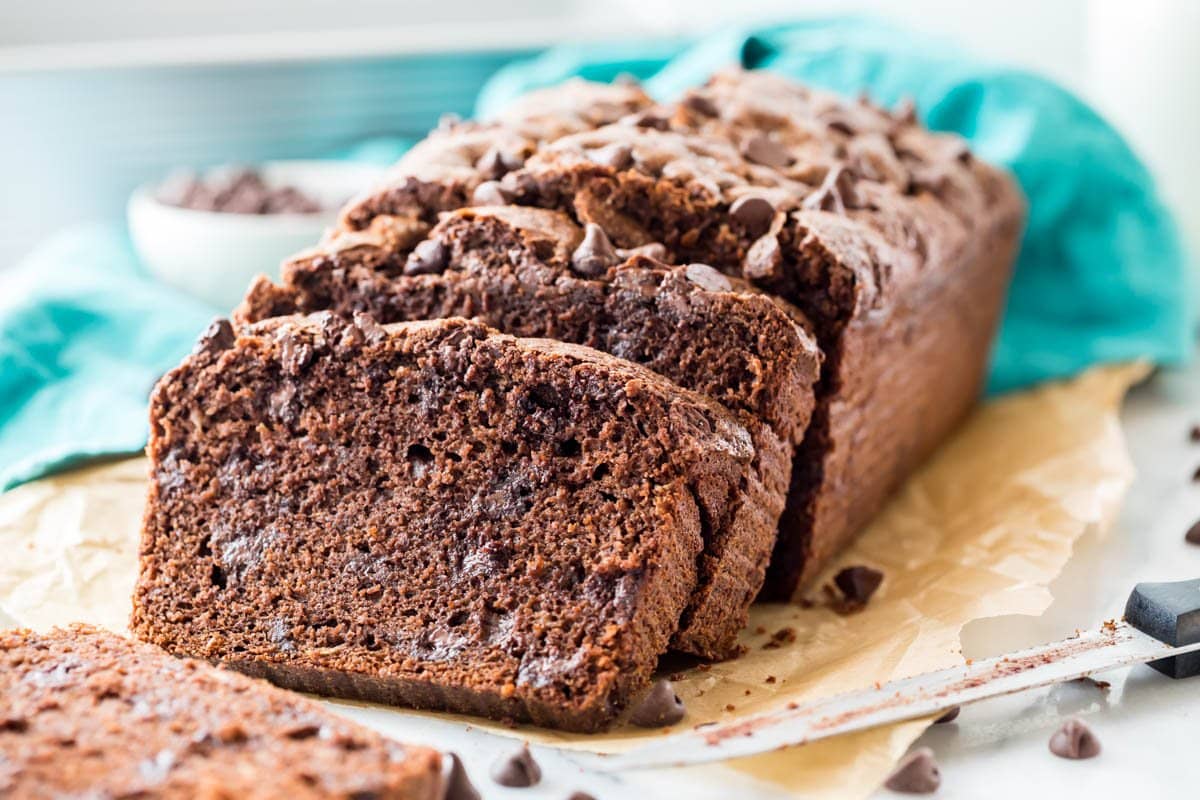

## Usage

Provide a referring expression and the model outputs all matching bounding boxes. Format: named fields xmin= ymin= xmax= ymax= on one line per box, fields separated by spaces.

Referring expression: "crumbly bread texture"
xmin=0 ymin=625 xmax=443 ymax=799
xmin=293 ymin=68 xmax=1024 ymax=599
xmin=238 ymin=206 xmax=820 ymax=659
xmin=133 ymin=316 xmax=761 ymax=730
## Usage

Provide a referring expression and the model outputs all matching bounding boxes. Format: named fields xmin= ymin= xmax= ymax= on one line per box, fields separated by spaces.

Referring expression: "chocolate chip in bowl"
xmin=129 ymin=160 xmax=384 ymax=309
xmin=156 ymin=166 xmax=325 ymax=215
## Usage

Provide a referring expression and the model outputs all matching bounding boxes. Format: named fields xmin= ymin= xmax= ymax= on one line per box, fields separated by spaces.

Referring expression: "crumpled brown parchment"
xmin=0 ymin=363 xmax=1146 ymax=798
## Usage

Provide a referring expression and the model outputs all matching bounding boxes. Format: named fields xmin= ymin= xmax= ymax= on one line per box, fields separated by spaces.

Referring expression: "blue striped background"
xmin=0 ymin=51 xmax=537 ymax=264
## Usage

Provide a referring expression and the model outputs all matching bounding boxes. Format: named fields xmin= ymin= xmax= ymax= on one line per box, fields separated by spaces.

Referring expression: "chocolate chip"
xmin=742 ymin=134 xmax=793 ymax=168
xmin=850 ymin=132 xmax=910 ymax=189
xmin=1186 ymin=519 xmax=1200 ymax=545
xmin=802 ymin=165 xmax=859 ymax=214
xmin=947 ymin=137 xmax=973 ymax=164
xmin=155 ymin=170 xmax=202 ymax=207
xmin=743 ymin=233 xmax=782 ymax=281
xmin=834 ymin=565 xmax=883 ymax=605
xmin=475 ymin=146 xmax=524 ymax=179
xmin=471 ymin=180 xmax=511 ymax=206
xmin=490 ymin=745 xmax=541 ymax=788
xmin=729 ymin=195 xmax=776 ymax=238
xmin=436 ymin=112 xmax=462 ymax=132
xmin=351 ymin=312 xmax=388 ymax=345
xmin=588 ymin=143 xmax=634 ymax=171
xmin=622 ymin=110 xmax=669 ymax=130
xmin=909 ymin=163 xmax=952 ymax=195
xmin=193 ymin=319 xmax=237 ymax=357
xmin=1192 ymin=465 xmax=1200 ymax=483
xmin=934 ymin=706 xmax=960 ymax=724
xmin=684 ymin=263 xmax=732 ymax=293
xmin=570 ymin=223 xmax=619 ymax=277
xmin=440 ymin=752 xmax=481 ymax=800
xmin=892 ymin=97 xmax=918 ymax=126
xmin=1189 ymin=424 xmax=1200 ymax=442
xmin=617 ymin=242 xmax=668 ymax=262
xmin=214 ymin=722 xmax=248 ymax=744
xmin=1048 ymin=719 xmax=1101 ymax=759
xmin=281 ymin=723 xmax=321 ymax=740
xmin=587 ymin=101 xmax=629 ymax=125
xmin=683 ymin=93 xmax=719 ymax=117
xmin=823 ymin=113 xmax=857 ymax=136
xmin=405 ymin=239 xmax=449 ymax=276
xmin=629 ymin=679 xmax=686 ymax=727
xmin=264 ymin=186 xmax=322 ymax=215
xmin=884 ymin=748 xmax=941 ymax=794
xmin=566 ymin=793 xmax=597 ymax=800
xmin=162 ymin=167 xmax=326 ymax=215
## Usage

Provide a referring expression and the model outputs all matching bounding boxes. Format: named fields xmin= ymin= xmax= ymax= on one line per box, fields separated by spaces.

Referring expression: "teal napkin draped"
xmin=0 ymin=19 xmax=1190 ymax=490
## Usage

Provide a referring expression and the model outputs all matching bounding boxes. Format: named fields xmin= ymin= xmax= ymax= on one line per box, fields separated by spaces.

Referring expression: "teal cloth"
xmin=0 ymin=226 xmax=215 ymax=489
xmin=0 ymin=19 xmax=1190 ymax=490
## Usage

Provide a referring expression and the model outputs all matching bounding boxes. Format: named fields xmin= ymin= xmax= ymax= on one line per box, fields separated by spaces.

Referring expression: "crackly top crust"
xmin=338 ymin=79 xmax=654 ymax=230
xmin=330 ymin=69 xmax=1022 ymax=325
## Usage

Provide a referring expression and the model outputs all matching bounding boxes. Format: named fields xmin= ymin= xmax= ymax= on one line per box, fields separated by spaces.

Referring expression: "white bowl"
xmin=128 ymin=160 xmax=385 ymax=311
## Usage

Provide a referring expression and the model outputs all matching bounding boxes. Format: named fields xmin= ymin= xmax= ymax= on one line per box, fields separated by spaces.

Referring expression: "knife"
xmin=572 ymin=578 xmax=1200 ymax=771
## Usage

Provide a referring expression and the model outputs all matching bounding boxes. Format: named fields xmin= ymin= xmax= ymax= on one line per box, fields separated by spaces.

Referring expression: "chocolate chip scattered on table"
xmin=628 ymin=679 xmax=687 ymax=727
xmin=1048 ymin=718 xmax=1101 ymax=759
xmin=884 ymin=747 xmax=942 ymax=794
xmin=490 ymin=744 xmax=542 ymax=788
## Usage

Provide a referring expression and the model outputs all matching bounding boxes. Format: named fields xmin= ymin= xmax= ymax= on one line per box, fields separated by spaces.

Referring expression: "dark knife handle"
xmin=1125 ymin=578 xmax=1200 ymax=679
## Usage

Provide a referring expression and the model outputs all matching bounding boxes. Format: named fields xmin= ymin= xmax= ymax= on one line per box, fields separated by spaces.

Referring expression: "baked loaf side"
xmin=311 ymin=69 xmax=1024 ymax=599
xmin=133 ymin=316 xmax=758 ymax=730
xmin=238 ymin=205 xmax=822 ymax=658
xmin=678 ymin=70 xmax=1026 ymax=593
xmin=0 ymin=625 xmax=443 ymax=800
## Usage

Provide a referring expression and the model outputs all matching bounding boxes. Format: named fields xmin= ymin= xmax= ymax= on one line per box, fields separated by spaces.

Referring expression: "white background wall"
xmin=1 ymin=0 xmax=1196 ymax=262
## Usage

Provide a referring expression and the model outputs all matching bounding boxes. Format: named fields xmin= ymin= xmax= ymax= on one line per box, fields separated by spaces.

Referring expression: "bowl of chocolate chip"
xmin=129 ymin=161 xmax=384 ymax=309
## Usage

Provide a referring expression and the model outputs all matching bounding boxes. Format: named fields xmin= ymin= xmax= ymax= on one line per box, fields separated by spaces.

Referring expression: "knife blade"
xmin=570 ymin=578 xmax=1200 ymax=771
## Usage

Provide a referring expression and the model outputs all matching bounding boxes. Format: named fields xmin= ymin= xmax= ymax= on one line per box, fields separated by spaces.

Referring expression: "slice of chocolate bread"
xmin=0 ymin=625 xmax=444 ymax=799
xmin=133 ymin=316 xmax=760 ymax=730
xmin=237 ymin=205 xmax=822 ymax=659
xmin=240 ymin=205 xmax=819 ymax=448
xmin=320 ymin=70 xmax=1024 ymax=601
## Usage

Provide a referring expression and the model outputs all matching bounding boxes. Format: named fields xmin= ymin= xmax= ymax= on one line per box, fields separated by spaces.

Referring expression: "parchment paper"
xmin=0 ymin=363 xmax=1146 ymax=798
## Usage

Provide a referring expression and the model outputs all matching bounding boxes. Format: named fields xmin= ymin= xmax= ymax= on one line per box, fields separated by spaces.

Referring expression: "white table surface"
xmin=322 ymin=358 xmax=1200 ymax=799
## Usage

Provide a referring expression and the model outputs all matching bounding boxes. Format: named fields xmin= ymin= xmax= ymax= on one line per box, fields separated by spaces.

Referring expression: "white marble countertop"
xmin=886 ymin=359 xmax=1200 ymax=799
xmin=323 ymin=358 xmax=1200 ymax=799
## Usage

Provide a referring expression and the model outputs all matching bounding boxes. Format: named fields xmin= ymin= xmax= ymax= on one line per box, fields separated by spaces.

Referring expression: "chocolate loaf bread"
xmin=0 ymin=625 xmax=443 ymax=799
xmin=133 ymin=315 xmax=763 ymax=730
xmin=315 ymin=69 xmax=1024 ymax=600
xmin=238 ymin=205 xmax=821 ymax=658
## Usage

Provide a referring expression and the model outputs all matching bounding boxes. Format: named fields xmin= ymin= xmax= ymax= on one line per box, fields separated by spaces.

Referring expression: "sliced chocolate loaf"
xmin=0 ymin=625 xmax=444 ymax=799
xmin=133 ymin=316 xmax=761 ymax=730
xmin=238 ymin=205 xmax=821 ymax=658
xmin=317 ymin=69 xmax=1024 ymax=600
